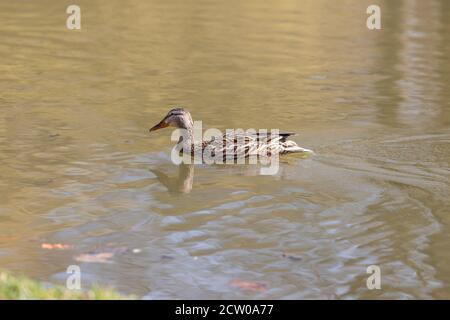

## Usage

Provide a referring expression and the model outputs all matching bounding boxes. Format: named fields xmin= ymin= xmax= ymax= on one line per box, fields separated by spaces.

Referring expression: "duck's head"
xmin=149 ymin=107 xmax=193 ymax=132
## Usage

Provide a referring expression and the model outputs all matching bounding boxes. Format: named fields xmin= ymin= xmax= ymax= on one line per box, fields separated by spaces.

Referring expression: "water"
xmin=0 ymin=0 xmax=449 ymax=299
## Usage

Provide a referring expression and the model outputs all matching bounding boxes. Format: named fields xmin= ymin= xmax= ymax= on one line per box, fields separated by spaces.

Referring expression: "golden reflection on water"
xmin=0 ymin=0 xmax=449 ymax=298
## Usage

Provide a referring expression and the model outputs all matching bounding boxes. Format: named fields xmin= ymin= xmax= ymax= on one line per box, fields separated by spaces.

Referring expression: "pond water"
xmin=0 ymin=0 xmax=449 ymax=299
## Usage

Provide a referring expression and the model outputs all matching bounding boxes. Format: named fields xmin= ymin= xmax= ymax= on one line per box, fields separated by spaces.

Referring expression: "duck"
xmin=149 ymin=107 xmax=313 ymax=162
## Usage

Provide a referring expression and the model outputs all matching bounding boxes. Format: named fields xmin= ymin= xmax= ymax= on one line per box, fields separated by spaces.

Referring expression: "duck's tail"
xmin=282 ymin=141 xmax=315 ymax=155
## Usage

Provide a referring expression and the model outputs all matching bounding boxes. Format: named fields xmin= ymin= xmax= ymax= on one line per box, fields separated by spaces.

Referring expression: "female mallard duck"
xmin=149 ymin=107 xmax=313 ymax=162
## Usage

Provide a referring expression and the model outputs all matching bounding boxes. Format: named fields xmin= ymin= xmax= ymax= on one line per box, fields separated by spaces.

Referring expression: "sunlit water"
xmin=0 ymin=0 xmax=449 ymax=299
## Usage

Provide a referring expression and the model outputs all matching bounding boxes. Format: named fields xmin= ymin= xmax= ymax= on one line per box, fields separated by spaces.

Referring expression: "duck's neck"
xmin=178 ymin=126 xmax=194 ymax=152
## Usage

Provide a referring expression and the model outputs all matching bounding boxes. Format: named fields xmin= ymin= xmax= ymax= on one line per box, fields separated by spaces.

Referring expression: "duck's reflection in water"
xmin=149 ymin=157 xmax=307 ymax=194
xmin=149 ymin=163 xmax=194 ymax=194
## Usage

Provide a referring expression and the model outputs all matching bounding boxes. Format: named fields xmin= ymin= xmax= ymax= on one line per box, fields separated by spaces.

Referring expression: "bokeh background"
xmin=0 ymin=0 xmax=449 ymax=299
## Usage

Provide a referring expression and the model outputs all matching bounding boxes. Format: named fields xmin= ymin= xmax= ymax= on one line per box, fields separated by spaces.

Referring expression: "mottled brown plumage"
xmin=150 ymin=108 xmax=313 ymax=161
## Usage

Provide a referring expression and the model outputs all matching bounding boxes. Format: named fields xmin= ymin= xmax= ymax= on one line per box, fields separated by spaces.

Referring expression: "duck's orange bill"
xmin=149 ymin=120 xmax=169 ymax=132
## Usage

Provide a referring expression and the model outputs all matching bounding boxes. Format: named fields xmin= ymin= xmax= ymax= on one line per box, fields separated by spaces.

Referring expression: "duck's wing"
xmin=203 ymin=131 xmax=300 ymax=160
xmin=262 ymin=132 xmax=297 ymax=142
xmin=228 ymin=131 xmax=297 ymax=141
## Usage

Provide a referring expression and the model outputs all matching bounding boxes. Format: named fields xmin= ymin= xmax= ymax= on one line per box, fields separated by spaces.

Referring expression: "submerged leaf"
xmin=41 ymin=243 xmax=72 ymax=250
xmin=229 ymin=279 xmax=267 ymax=293
xmin=74 ymin=252 xmax=114 ymax=264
